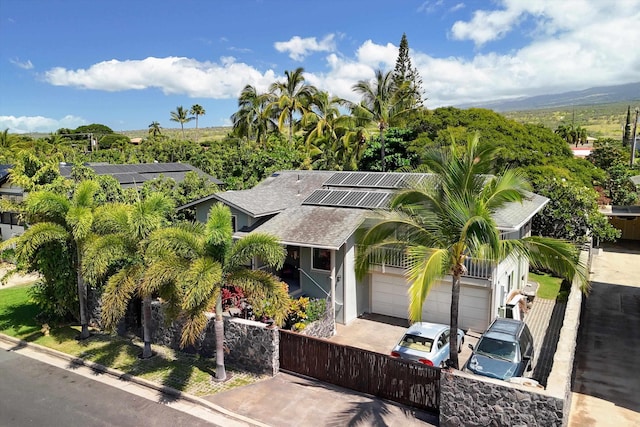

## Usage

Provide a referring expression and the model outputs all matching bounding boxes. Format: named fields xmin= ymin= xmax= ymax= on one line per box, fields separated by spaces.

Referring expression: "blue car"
xmin=464 ymin=318 xmax=534 ymax=381
xmin=390 ymin=322 xmax=465 ymax=367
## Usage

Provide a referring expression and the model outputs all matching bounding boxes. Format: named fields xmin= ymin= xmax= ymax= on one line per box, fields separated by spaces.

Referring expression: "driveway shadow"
xmin=571 ymin=281 xmax=640 ymax=413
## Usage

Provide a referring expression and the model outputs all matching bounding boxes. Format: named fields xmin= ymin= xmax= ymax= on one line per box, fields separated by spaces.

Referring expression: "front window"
xmin=312 ymin=248 xmax=331 ymax=271
xmin=476 ymin=337 xmax=518 ymax=362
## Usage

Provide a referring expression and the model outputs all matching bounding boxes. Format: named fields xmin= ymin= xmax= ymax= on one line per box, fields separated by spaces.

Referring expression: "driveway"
xmin=328 ymin=313 xmax=479 ymax=368
xmin=569 ymin=241 xmax=640 ymax=426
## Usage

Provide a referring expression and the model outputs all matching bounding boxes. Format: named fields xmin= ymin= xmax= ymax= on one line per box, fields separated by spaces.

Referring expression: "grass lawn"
xmin=529 ymin=272 xmax=563 ymax=300
xmin=0 ymin=284 xmax=264 ymax=396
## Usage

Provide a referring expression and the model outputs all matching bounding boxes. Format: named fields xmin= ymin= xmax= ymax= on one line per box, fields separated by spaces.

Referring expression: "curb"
xmin=0 ymin=333 xmax=270 ymax=427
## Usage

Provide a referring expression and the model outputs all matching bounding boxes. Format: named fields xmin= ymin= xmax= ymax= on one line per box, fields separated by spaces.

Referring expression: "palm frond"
xmin=181 ymin=258 xmax=223 ymax=311
xmin=93 ymin=203 xmax=130 ymax=235
xmin=141 ymin=257 xmax=187 ymax=296
xmin=100 ymin=265 xmax=141 ymax=330
xmin=82 ymin=233 xmax=135 ymax=285
xmin=73 ymin=180 xmax=100 ymax=208
xmin=25 ymin=191 xmax=70 ymax=224
xmin=15 ymin=222 xmax=69 ymax=261
xmin=180 ymin=311 xmax=208 ymax=348
xmin=229 ymin=233 xmax=285 ymax=270
xmin=227 ymin=269 xmax=290 ymax=326
xmin=147 ymin=226 xmax=204 ymax=261
xmin=406 ymin=247 xmax=449 ymax=322
xmin=66 ymin=205 xmax=94 ymax=241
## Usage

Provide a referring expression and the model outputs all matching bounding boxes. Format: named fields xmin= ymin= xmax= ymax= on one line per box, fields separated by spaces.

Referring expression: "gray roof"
xmin=59 ymin=162 xmax=223 ymax=188
xmin=209 ymin=170 xmax=335 ymax=217
xmin=252 ymin=205 xmax=368 ymax=250
xmin=492 ymin=192 xmax=550 ymax=231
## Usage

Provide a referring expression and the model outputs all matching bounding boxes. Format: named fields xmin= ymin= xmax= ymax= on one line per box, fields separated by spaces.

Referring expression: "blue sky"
xmin=1 ymin=0 xmax=639 ymax=134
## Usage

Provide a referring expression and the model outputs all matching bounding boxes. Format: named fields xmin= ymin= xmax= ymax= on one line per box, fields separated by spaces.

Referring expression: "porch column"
xmin=330 ymin=249 xmax=337 ymax=335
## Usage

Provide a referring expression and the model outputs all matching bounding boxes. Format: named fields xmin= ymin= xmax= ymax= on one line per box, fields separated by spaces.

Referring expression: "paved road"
xmin=0 ymin=349 xmax=217 ymax=427
xmin=569 ymin=243 xmax=640 ymax=426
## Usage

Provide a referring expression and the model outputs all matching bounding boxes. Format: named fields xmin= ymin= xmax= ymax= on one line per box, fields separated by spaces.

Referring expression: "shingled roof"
xmin=59 ymin=162 xmax=223 ymax=189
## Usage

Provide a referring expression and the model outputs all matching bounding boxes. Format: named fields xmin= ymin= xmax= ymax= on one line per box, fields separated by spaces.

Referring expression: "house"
xmin=0 ymin=164 xmax=24 ymax=239
xmin=59 ymin=162 xmax=224 ymax=189
xmin=180 ymin=170 xmax=549 ymax=333
xmin=0 ymin=162 xmax=223 ymax=240
xmin=599 ymin=204 xmax=640 ymax=241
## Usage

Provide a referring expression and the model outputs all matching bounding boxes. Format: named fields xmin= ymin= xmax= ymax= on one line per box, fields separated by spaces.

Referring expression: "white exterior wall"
xmin=342 ymin=235 xmax=358 ymax=324
xmin=492 ymin=252 xmax=522 ymax=319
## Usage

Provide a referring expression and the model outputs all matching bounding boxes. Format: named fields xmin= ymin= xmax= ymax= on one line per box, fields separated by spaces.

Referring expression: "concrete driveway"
xmin=328 ymin=313 xmax=479 ymax=368
xmin=569 ymin=241 xmax=640 ymax=426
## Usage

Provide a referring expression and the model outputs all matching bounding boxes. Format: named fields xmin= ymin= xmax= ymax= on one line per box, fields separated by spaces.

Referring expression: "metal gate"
xmin=279 ymin=330 xmax=440 ymax=413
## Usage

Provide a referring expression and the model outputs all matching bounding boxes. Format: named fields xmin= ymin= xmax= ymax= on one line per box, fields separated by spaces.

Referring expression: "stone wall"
xmin=299 ymin=301 xmax=335 ymax=338
xmin=440 ymin=370 xmax=564 ymax=427
xmin=148 ymin=302 xmax=279 ymax=375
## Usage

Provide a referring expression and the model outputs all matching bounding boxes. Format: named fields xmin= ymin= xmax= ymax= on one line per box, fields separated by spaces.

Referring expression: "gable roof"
xmin=59 ymin=162 xmax=223 ymax=189
xmin=251 ymin=205 xmax=368 ymax=250
xmin=181 ymin=170 xmax=335 ymax=217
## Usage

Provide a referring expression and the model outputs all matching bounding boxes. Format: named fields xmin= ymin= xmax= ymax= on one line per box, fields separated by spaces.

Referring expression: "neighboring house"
xmin=0 ymin=164 xmax=24 ymax=240
xmin=0 ymin=162 xmax=223 ymax=240
xmin=181 ymin=170 xmax=549 ymax=333
xmin=599 ymin=204 xmax=640 ymax=241
xmin=59 ymin=162 xmax=224 ymax=189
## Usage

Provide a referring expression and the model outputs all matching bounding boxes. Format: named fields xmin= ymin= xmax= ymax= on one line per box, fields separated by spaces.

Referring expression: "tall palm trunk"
xmin=141 ymin=295 xmax=153 ymax=359
xmin=379 ymin=122 xmax=386 ymax=172
xmin=76 ymin=245 xmax=90 ymax=340
xmin=214 ymin=294 xmax=227 ymax=381
xmin=288 ymin=111 xmax=294 ymax=145
xmin=449 ymin=274 xmax=461 ymax=369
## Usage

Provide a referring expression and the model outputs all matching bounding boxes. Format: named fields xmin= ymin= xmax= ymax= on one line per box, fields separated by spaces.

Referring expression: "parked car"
xmin=463 ymin=318 xmax=534 ymax=381
xmin=390 ymin=322 xmax=465 ymax=367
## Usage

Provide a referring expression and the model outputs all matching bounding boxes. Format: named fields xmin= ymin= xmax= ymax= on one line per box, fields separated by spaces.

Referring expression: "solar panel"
xmin=358 ymin=192 xmax=390 ymax=208
xmin=341 ymin=191 xmax=368 ymax=207
xmin=322 ymin=190 xmax=349 ymax=205
xmin=378 ymin=173 xmax=405 ymax=188
xmin=361 ymin=173 xmax=384 ymax=186
xmin=324 ymin=173 xmax=349 ymax=186
xmin=343 ymin=172 xmax=366 ymax=186
xmin=304 ymin=189 xmax=331 ymax=205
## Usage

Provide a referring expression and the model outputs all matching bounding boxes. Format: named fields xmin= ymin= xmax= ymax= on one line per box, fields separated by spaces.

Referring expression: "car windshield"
xmin=475 ymin=337 xmax=517 ymax=361
xmin=398 ymin=334 xmax=433 ymax=352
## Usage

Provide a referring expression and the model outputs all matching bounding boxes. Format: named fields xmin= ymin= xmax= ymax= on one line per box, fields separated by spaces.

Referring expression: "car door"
xmin=434 ymin=330 xmax=450 ymax=367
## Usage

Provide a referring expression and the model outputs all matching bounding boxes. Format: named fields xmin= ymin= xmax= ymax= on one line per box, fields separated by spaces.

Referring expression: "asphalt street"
xmin=0 ymin=349 xmax=217 ymax=427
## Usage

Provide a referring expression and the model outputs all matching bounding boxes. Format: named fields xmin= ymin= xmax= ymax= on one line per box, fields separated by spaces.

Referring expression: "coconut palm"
xmin=231 ymin=85 xmax=277 ymax=144
xmin=170 ymin=106 xmax=194 ymax=140
xmin=82 ymin=193 xmax=174 ymax=358
xmin=190 ymin=105 xmax=206 ymax=142
xmin=148 ymin=121 xmax=162 ymax=138
xmin=15 ymin=180 xmax=101 ymax=339
xmin=269 ymin=67 xmax=316 ymax=144
xmin=143 ymin=203 xmax=289 ymax=381
xmin=351 ymin=69 xmax=409 ymax=172
xmin=356 ymin=135 xmax=586 ymax=369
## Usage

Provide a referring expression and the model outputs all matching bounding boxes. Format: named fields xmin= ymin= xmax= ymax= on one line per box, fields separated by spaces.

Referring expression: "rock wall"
xmin=299 ymin=301 xmax=335 ymax=338
xmin=148 ymin=301 xmax=279 ymax=375
xmin=440 ymin=370 xmax=564 ymax=427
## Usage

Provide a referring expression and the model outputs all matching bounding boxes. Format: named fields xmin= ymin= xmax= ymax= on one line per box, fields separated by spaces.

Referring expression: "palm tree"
xmin=190 ymin=104 xmax=206 ymax=142
xmin=269 ymin=67 xmax=316 ymax=145
xmin=351 ymin=69 xmax=408 ymax=172
xmin=231 ymin=84 xmax=277 ymax=144
xmin=143 ymin=203 xmax=289 ymax=381
xmin=170 ymin=106 xmax=194 ymax=140
xmin=356 ymin=135 xmax=586 ymax=369
xmin=82 ymin=193 xmax=174 ymax=358
xmin=148 ymin=121 xmax=162 ymax=138
xmin=16 ymin=180 xmax=101 ymax=339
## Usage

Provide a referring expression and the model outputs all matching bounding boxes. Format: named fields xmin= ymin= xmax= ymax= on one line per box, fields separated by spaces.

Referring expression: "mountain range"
xmin=457 ymin=82 xmax=640 ymax=112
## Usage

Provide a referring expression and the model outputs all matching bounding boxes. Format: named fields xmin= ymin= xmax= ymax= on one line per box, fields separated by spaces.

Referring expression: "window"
xmin=231 ymin=215 xmax=237 ymax=232
xmin=312 ymin=248 xmax=331 ymax=271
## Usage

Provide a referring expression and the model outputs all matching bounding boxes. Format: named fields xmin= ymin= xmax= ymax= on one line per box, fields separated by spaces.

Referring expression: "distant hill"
xmin=457 ymin=82 xmax=640 ymax=112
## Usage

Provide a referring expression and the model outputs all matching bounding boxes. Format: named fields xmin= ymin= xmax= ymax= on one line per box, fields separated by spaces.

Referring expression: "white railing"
xmin=362 ymin=246 xmax=494 ymax=279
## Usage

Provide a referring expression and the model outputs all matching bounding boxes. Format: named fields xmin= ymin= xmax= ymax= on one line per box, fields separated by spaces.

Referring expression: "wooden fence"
xmin=279 ymin=330 xmax=440 ymax=413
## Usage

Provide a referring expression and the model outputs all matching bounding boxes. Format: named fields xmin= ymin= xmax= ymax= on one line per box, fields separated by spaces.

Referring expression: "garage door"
xmin=371 ymin=272 xmax=490 ymax=332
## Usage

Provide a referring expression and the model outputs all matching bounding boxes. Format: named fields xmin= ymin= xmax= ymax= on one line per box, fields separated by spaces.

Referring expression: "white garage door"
xmin=371 ymin=272 xmax=490 ymax=332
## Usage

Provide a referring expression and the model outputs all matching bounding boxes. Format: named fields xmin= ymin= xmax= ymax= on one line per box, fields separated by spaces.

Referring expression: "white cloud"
xmin=0 ymin=115 xmax=86 ymax=134
xmin=274 ymin=34 xmax=336 ymax=61
xmin=44 ymin=56 xmax=278 ymax=98
xmin=9 ymin=58 xmax=33 ymax=70
xmin=449 ymin=3 xmax=465 ymax=13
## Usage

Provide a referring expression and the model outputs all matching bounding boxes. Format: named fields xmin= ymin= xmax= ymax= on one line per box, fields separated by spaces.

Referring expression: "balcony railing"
xmin=361 ymin=246 xmax=494 ymax=280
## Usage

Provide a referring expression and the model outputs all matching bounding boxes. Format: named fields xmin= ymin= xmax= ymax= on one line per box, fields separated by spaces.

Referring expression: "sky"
xmin=1 ymin=0 xmax=639 ymax=134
